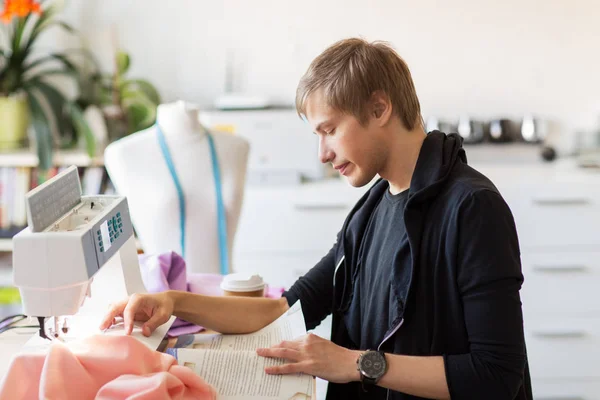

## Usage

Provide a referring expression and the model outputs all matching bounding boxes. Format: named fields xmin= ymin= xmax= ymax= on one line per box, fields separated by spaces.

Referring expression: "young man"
xmin=101 ymin=38 xmax=532 ymax=399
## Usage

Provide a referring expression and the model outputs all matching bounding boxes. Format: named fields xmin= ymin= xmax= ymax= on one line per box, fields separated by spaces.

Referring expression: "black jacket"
xmin=283 ymin=131 xmax=532 ymax=400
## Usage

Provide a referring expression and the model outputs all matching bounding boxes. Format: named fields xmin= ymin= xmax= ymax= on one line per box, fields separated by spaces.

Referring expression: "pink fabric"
xmin=0 ymin=335 xmax=216 ymax=400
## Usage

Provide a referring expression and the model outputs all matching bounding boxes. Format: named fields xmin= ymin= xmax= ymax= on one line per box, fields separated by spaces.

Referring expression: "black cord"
xmin=0 ymin=314 xmax=26 ymax=327
xmin=0 ymin=314 xmax=39 ymax=335
xmin=0 ymin=325 xmax=39 ymax=335
xmin=0 ymin=314 xmax=51 ymax=340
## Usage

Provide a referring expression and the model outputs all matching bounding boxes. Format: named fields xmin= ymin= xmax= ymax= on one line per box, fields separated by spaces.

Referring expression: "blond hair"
xmin=296 ymin=38 xmax=422 ymax=130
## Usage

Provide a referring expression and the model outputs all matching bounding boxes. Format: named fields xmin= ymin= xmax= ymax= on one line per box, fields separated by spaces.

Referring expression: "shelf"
xmin=0 ymin=239 xmax=12 ymax=252
xmin=0 ymin=149 xmax=104 ymax=167
xmin=0 ymin=238 xmax=143 ymax=252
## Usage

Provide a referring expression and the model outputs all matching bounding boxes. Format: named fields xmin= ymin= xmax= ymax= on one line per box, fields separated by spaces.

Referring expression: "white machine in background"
xmin=199 ymin=108 xmax=332 ymax=185
xmin=12 ymin=165 xmax=153 ymax=341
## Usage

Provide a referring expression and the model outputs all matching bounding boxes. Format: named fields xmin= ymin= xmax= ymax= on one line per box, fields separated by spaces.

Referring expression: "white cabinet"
xmin=232 ymin=180 xmax=371 ymax=284
xmin=476 ymin=161 xmax=600 ymax=397
xmin=519 ymin=251 xmax=600 ymax=316
xmin=525 ymin=316 xmax=600 ymax=380
xmin=506 ymin=184 xmax=600 ymax=248
xmin=532 ymin=380 xmax=600 ymax=400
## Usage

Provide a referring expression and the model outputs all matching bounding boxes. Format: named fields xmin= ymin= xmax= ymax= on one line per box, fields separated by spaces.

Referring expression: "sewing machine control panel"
xmin=97 ymin=212 xmax=124 ymax=253
xmin=91 ymin=199 xmax=134 ymax=268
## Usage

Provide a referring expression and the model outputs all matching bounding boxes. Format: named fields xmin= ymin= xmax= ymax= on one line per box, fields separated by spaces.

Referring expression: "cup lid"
xmin=220 ymin=273 xmax=265 ymax=292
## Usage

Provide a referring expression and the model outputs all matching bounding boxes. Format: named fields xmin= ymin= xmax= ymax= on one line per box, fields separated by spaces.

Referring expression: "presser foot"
xmin=37 ymin=316 xmax=69 ymax=341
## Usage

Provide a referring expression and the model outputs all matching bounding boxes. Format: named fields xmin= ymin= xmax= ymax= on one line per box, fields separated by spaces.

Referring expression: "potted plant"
xmin=77 ymin=49 xmax=161 ymax=147
xmin=0 ymin=0 xmax=94 ymax=170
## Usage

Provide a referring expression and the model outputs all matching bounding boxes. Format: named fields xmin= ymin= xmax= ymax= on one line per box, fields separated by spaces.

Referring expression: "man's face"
xmin=304 ymin=89 xmax=386 ymax=187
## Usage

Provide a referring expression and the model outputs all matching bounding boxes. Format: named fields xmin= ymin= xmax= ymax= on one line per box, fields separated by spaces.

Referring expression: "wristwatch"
xmin=356 ymin=350 xmax=387 ymax=387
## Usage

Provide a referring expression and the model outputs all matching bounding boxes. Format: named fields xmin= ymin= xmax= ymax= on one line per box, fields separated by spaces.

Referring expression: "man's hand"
xmin=99 ymin=292 xmax=174 ymax=337
xmin=256 ymin=333 xmax=361 ymax=383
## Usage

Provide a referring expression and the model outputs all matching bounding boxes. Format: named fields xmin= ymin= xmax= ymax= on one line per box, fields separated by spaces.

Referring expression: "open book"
xmin=167 ymin=300 xmax=316 ymax=400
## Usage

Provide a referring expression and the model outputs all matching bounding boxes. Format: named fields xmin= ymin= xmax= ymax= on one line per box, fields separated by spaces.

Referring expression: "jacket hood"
xmin=408 ymin=131 xmax=467 ymax=204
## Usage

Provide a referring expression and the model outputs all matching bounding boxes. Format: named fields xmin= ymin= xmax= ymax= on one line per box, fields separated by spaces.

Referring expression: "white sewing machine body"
xmin=11 ymin=166 xmax=140 ymax=337
xmin=13 ymin=196 xmax=133 ymax=318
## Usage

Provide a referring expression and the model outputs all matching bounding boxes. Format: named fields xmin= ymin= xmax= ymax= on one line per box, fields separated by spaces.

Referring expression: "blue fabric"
xmin=206 ymin=133 xmax=229 ymax=275
xmin=156 ymin=124 xmax=229 ymax=275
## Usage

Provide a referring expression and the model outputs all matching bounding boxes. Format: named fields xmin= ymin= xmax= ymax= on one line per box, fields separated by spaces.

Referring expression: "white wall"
xmin=53 ymin=0 xmax=600 ymax=135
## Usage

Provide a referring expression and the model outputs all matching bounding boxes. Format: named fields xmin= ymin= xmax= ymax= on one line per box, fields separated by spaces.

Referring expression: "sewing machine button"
xmin=100 ymin=246 xmax=104 ymax=252
xmin=117 ymin=212 xmax=121 ymax=217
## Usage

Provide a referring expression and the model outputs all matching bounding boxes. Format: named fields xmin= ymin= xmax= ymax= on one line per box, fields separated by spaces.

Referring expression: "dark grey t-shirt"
xmin=352 ymin=187 xmax=410 ymax=350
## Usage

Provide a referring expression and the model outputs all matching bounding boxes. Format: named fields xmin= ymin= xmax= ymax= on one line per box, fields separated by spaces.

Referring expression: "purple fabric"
xmin=139 ymin=252 xmax=201 ymax=336
xmin=138 ymin=251 xmax=286 ymax=337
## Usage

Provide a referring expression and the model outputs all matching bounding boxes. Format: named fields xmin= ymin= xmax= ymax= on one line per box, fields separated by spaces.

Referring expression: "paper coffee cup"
xmin=220 ymin=273 xmax=265 ymax=297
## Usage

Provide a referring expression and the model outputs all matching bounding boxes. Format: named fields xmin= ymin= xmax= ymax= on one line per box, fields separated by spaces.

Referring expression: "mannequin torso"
xmin=104 ymin=100 xmax=250 ymax=274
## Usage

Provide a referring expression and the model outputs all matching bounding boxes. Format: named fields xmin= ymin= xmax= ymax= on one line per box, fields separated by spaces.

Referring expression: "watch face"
xmin=360 ymin=351 xmax=386 ymax=379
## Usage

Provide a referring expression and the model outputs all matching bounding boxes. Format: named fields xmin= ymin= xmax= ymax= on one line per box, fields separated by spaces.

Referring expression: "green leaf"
xmin=24 ymin=68 xmax=78 ymax=82
xmin=65 ymin=102 xmax=95 ymax=157
xmin=122 ymin=92 xmax=157 ymax=133
xmin=115 ymin=51 xmax=130 ymax=76
xmin=13 ymin=16 xmax=29 ymax=53
xmin=24 ymin=12 xmax=77 ymax=61
xmin=25 ymin=79 xmax=68 ymax=138
xmin=0 ymin=49 xmax=5 ymax=72
xmin=27 ymin=1 xmax=68 ymax=45
xmin=31 ymin=20 xmax=76 ymax=42
xmin=26 ymin=91 xmax=53 ymax=171
xmin=24 ymin=52 xmax=77 ymax=74
xmin=56 ymin=21 xmax=75 ymax=34
xmin=120 ymin=79 xmax=161 ymax=105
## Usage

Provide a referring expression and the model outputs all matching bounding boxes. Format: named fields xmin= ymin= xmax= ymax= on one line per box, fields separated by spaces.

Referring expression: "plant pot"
xmin=0 ymin=93 xmax=30 ymax=150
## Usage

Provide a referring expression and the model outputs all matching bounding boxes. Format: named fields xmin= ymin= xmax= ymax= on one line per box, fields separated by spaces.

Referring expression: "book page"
xmin=183 ymin=300 xmax=306 ymax=352
xmin=172 ymin=301 xmax=315 ymax=399
xmin=176 ymin=348 xmax=312 ymax=399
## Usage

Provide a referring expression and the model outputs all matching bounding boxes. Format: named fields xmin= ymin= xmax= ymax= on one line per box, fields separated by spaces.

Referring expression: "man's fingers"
xmin=123 ymin=295 xmax=144 ymax=335
xmin=99 ymin=300 xmax=127 ymax=330
xmin=272 ymin=340 xmax=301 ymax=350
xmin=257 ymin=347 xmax=301 ymax=362
xmin=141 ymin=310 xmax=168 ymax=337
xmin=264 ymin=361 xmax=307 ymax=375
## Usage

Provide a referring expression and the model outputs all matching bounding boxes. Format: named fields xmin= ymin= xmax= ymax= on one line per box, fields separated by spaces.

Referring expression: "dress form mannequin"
xmin=104 ymin=100 xmax=250 ymax=274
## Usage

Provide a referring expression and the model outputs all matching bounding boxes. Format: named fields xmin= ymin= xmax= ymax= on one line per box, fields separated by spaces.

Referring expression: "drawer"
xmin=235 ymin=189 xmax=356 ymax=254
xmin=502 ymin=184 xmax=600 ymax=249
xmin=520 ymin=251 xmax=600 ymax=316
xmin=525 ymin=316 xmax=600 ymax=379
xmin=232 ymin=252 xmax=326 ymax=290
xmin=532 ymin=379 xmax=600 ymax=400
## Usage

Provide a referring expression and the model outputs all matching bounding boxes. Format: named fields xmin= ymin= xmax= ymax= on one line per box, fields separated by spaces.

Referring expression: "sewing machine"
xmin=12 ymin=165 xmax=146 ymax=341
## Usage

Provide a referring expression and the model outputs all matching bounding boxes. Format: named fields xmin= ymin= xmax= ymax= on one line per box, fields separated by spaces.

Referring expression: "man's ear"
xmin=370 ymin=91 xmax=392 ymax=126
